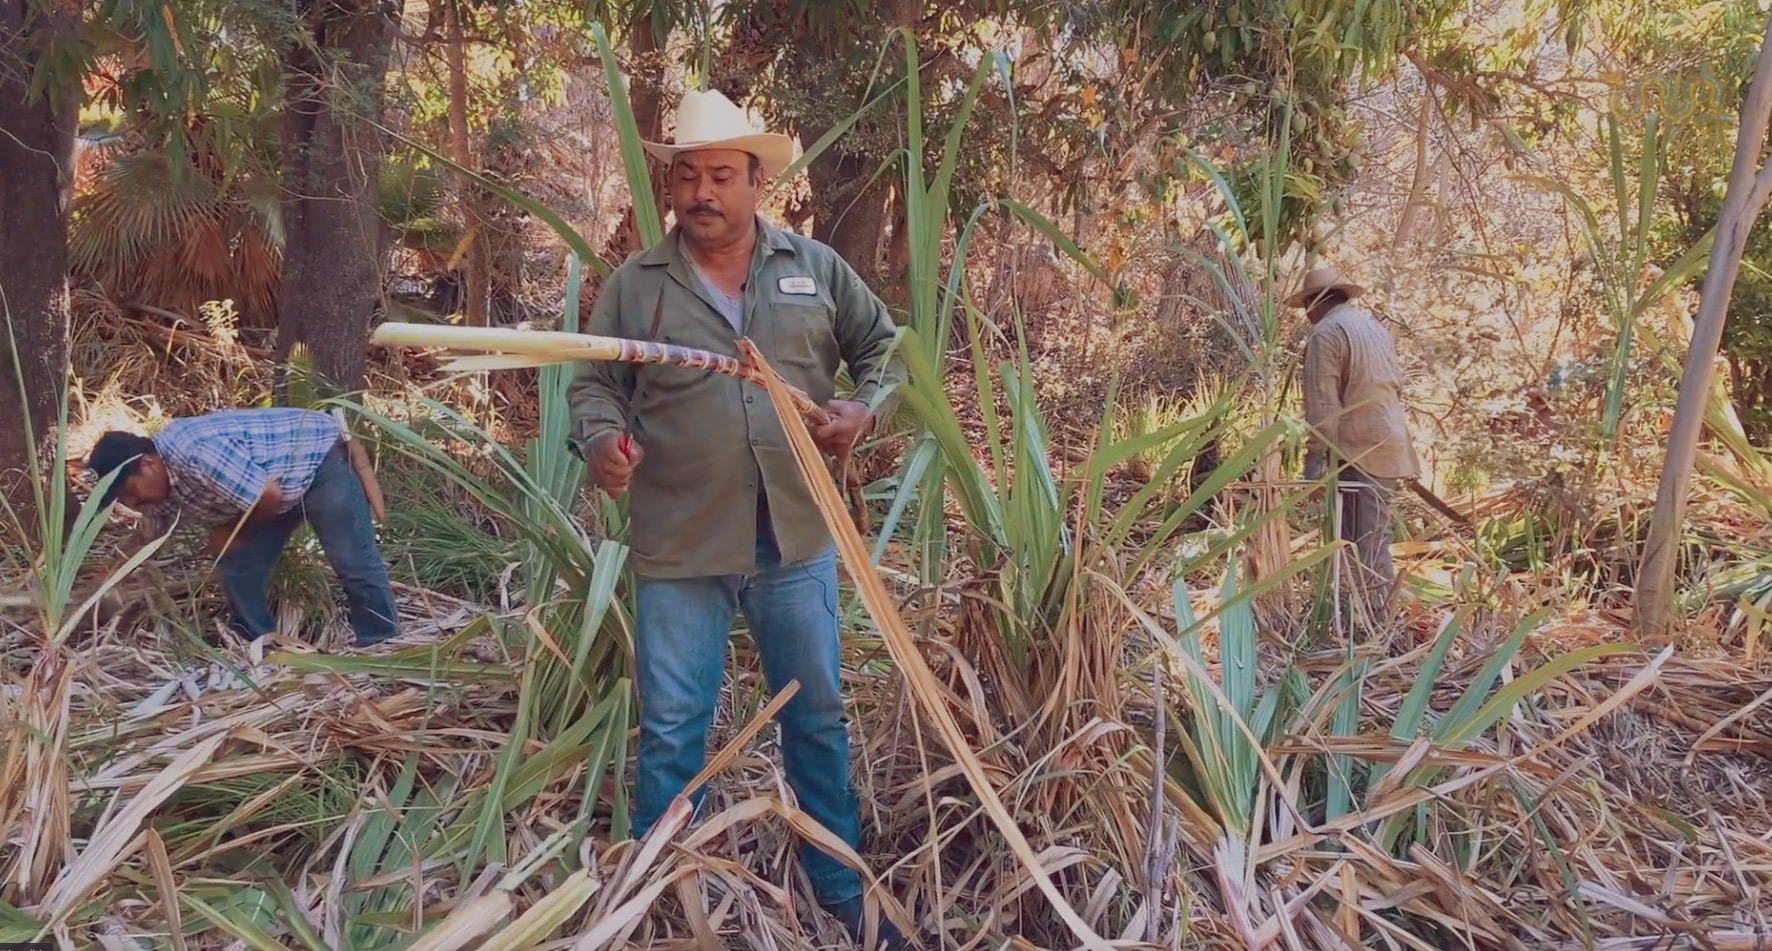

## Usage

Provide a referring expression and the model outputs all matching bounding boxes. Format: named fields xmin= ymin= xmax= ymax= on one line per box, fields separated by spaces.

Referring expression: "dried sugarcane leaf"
xmin=739 ymin=338 xmax=1113 ymax=951
xmin=39 ymin=732 xmax=229 ymax=929
xmin=405 ymin=894 xmax=514 ymax=951
xmin=142 ymin=830 xmax=187 ymax=951
xmin=571 ymin=866 xmax=701 ymax=951
xmin=476 ymin=871 xmax=600 ymax=951
xmin=675 ymin=872 xmax=723 ymax=951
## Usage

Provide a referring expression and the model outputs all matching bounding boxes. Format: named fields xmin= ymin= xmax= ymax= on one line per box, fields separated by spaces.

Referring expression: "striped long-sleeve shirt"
xmin=142 ymin=409 xmax=340 ymax=534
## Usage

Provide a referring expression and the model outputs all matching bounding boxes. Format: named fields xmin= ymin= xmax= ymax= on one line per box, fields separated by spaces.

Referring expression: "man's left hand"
xmin=809 ymin=400 xmax=873 ymax=457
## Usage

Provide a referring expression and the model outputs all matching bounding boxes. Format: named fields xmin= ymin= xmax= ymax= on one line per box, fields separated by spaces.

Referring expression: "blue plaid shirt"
xmin=145 ymin=409 xmax=340 ymax=529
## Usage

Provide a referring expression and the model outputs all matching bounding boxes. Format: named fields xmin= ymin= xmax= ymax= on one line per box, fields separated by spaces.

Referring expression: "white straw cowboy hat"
xmin=642 ymin=89 xmax=799 ymax=179
xmin=1285 ymin=267 xmax=1366 ymax=309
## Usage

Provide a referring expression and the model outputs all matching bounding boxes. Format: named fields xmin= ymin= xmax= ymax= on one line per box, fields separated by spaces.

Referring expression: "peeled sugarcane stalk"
xmin=370 ymin=323 xmax=831 ymax=424
xmin=370 ymin=322 xmax=868 ymax=527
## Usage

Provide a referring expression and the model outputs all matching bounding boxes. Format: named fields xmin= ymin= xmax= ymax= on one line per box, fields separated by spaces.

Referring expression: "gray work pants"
xmin=1333 ymin=468 xmax=1397 ymax=615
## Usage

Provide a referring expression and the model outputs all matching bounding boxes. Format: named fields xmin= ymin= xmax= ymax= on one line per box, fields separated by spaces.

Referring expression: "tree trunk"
xmin=808 ymin=0 xmax=917 ymax=281
xmin=1392 ymin=90 xmax=1435 ymax=253
xmin=808 ymin=149 xmax=890 ymax=280
xmin=275 ymin=0 xmax=400 ymax=393
xmin=627 ymin=12 xmax=668 ymax=228
xmin=446 ymin=0 xmax=488 ymax=326
xmin=0 ymin=1 xmax=77 ymax=523
xmin=1636 ymin=13 xmax=1772 ymax=636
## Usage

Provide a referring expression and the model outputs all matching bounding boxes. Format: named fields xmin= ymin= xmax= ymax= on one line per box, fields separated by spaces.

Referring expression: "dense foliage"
xmin=3 ymin=0 xmax=1772 ymax=949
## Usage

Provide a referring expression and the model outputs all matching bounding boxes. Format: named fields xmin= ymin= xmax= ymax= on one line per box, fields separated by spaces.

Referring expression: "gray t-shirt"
xmin=691 ymin=260 xmax=744 ymax=333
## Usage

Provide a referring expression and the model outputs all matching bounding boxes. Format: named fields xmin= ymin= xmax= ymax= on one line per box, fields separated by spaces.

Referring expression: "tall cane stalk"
xmin=368 ymin=323 xmax=873 ymax=524
xmin=369 ymin=323 xmax=831 ymax=424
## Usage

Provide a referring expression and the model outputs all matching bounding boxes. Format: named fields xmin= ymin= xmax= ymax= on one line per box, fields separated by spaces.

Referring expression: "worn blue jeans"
xmin=215 ymin=445 xmax=400 ymax=646
xmin=631 ymin=534 xmax=862 ymax=905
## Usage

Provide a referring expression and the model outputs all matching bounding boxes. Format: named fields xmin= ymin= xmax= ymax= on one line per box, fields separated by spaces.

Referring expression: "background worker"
xmin=1295 ymin=267 xmax=1421 ymax=614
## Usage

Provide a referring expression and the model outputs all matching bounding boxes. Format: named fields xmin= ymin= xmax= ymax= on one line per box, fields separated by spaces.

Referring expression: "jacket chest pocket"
xmin=767 ymin=292 xmax=837 ymax=370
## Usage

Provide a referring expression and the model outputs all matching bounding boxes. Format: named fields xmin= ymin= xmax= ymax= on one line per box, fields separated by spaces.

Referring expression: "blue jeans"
xmin=216 ymin=445 xmax=400 ymax=646
xmin=631 ymin=535 xmax=862 ymax=905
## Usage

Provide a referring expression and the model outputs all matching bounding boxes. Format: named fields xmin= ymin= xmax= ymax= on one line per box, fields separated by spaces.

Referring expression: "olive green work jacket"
xmin=568 ymin=219 xmax=901 ymax=579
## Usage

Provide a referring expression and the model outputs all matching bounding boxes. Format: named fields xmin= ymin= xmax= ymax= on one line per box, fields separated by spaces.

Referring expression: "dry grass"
xmin=4 ymin=500 xmax=1772 ymax=951
xmin=7 ymin=327 xmax=1772 ymax=951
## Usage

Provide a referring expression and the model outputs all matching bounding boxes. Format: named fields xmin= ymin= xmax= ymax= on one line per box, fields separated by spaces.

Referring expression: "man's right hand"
xmin=587 ymin=431 xmax=644 ymax=497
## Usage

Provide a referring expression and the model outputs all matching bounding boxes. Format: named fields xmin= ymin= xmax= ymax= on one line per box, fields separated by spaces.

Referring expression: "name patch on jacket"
xmin=778 ymin=276 xmax=818 ymax=295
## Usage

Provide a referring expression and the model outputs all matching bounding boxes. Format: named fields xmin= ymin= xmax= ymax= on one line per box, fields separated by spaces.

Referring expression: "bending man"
xmin=87 ymin=407 xmax=398 ymax=646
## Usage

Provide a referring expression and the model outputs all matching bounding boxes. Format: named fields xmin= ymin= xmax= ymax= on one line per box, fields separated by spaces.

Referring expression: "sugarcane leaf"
xmin=429 ymin=702 xmax=610 ymax=857
xmin=937 ymin=205 xmax=990 ymax=363
xmin=1432 ymin=608 xmax=1552 ymax=740
xmin=185 ymin=894 xmax=287 ymax=951
xmin=1440 ymin=643 xmax=1640 ymax=748
xmin=1629 ymin=228 xmax=1714 ymax=320
xmin=1326 ymin=658 xmax=1364 ymax=822
xmin=897 ymin=328 xmax=1006 ymax=552
xmin=464 ymin=661 xmax=533 ymax=878
xmin=874 ymin=435 xmax=938 ymax=565
xmin=1393 ymin=610 xmax=1469 ymax=741
xmin=1000 ymin=199 xmax=1125 ymax=303
xmin=265 ymin=879 xmax=334 ymax=951
xmin=590 ymin=21 xmax=663 ymax=249
xmin=1367 ymin=608 xmax=1471 ymax=792
xmin=932 ymin=58 xmax=993 ymax=205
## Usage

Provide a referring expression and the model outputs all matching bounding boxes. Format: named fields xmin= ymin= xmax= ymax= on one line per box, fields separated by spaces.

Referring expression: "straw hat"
xmin=1285 ymin=267 xmax=1366 ymax=309
xmin=642 ymin=89 xmax=799 ymax=179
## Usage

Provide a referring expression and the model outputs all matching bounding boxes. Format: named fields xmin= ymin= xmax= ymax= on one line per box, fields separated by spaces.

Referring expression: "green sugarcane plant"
xmin=0 ymin=314 xmax=170 ymax=904
xmin=1528 ymin=115 xmax=1714 ymax=450
xmin=1105 ymin=551 xmax=1331 ymax=947
xmin=325 ymin=253 xmax=637 ymax=869
xmin=0 ymin=333 xmax=170 ymax=645
xmin=1364 ymin=608 xmax=1638 ymax=852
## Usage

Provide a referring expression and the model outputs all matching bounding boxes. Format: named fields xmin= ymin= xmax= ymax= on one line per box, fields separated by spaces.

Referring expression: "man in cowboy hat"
xmin=568 ymin=89 xmax=903 ymax=947
xmin=1292 ymin=266 xmax=1420 ymax=612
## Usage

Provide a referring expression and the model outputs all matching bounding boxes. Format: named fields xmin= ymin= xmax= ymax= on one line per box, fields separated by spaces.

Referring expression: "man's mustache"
xmin=685 ymin=202 xmax=722 ymax=217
